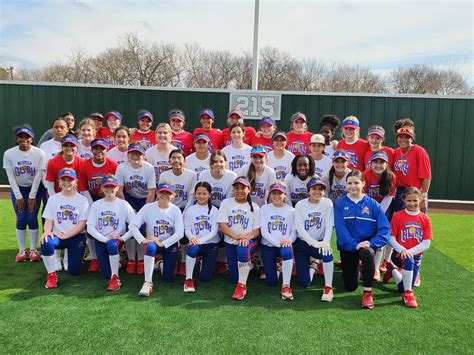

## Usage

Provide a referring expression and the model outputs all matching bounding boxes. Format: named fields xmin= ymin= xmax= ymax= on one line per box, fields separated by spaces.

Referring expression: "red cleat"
xmin=126 ymin=260 xmax=137 ymax=274
xmin=45 ymin=272 xmax=58 ymax=289
xmin=232 ymin=282 xmax=247 ymax=300
xmin=16 ymin=249 xmax=27 ymax=263
xmin=107 ymin=274 xmax=121 ymax=292
xmin=281 ymin=285 xmax=294 ymax=300
xmin=379 ymin=260 xmax=388 ymax=273
xmin=183 ymin=279 xmax=195 ymax=293
xmin=29 ymin=249 xmax=41 ymax=262
xmin=176 ymin=261 xmax=186 ymax=276
xmin=136 ymin=260 xmax=144 ymax=275
xmin=216 ymin=262 xmax=229 ymax=275
xmin=88 ymin=259 xmax=99 ymax=272
xmin=402 ymin=290 xmax=418 ymax=308
xmin=321 ymin=286 xmax=334 ymax=302
xmin=414 ymin=273 xmax=421 ymax=287
xmin=361 ymin=291 xmax=374 ymax=309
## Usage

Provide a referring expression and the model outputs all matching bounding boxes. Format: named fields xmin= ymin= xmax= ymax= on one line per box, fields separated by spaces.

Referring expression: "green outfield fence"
xmin=1 ymin=81 xmax=473 ymax=200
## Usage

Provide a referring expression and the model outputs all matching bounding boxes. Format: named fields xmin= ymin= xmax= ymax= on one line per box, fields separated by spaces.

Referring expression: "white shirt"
xmin=42 ymin=192 xmax=89 ymax=234
xmin=197 ymin=169 xmax=237 ymax=208
xmin=145 ymin=145 xmax=174 ymax=184
xmin=159 ymin=168 xmax=197 ymax=210
xmin=322 ymin=168 xmax=351 ymax=203
xmin=259 ymin=203 xmax=296 ymax=247
xmin=116 ymin=161 xmax=156 ymax=199
xmin=107 ymin=146 xmax=128 ymax=165
xmin=217 ymin=198 xmax=260 ymax=245
xmin=39 ymin=139 xmax=62 ymax=161
xmin=267 ymin=150 xmax=295 ymax=181
xmin=184 ymin=204 xmax=220 ymax=244
xmin=186 ymin=153 xmax=210 ymax=179
xmin=284 ymin=174 xmax=315 ymax=206
xmin=3 ymin=146 xmax=46 ymax=188
xmin=222 ymin=144 xmax=252 ymax=177
xmin=77 ymin=140 xmax=93 ymax=160
xmin=294 ymin=197 xmax=334 ymax=242
xmin=249 ymin=165 xmax=278 ymax=207
xmin=313 ymin=155 xmax=332 ymax=178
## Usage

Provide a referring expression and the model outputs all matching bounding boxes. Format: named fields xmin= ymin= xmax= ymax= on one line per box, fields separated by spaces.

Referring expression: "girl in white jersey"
xmin=107 ymin=126 xmax=130 ymax=165
xmin=39 ymin=117 xmax=69 ymax=161
xmin=267 ymin=131 xmax=295 ymax=181
xmin=309 ymin=134 xmax=332 ymax=177
xmin=3 ymin=127 xmax=46 ymax=262
xmin=246 ymin=146 xmax=277 ymax=207
xmin=76 ymin=118 xmax=96 ymax=160
xmin=186 ymin=133 xmax=211 ymax=178
xmin=284 ymin=155 xmax=317 ymax=206
xmin=86 ymin=174 xmax=135 ymax=291
xmin=322 ymin=150 xmax=352 ymax=203
xmin=145 ymin=123 xmax=174 ymax=185
xmin=222 ymin=122 xmax=252 ymax=177
xmin=260 ymin=182 xmax=296 ymax=300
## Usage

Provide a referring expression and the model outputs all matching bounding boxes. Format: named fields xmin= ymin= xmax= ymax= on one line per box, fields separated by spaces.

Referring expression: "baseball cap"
xmin=291 ymin=112 xmax=307 ymax=123
xmin=368 ymin=126 xmax=385 ymax=137
xmin=137 ymin=110 xmax=153 ymax=122
xmin=106 ymin=111 xmax=123 ymax=122
xmin=233 ymin=176 xmax=251 ymax=188
xmin=91 ymin=139 xmax=109 ymax=150
xmin=194 ymin=133 xmax=210 ymax=143
xmin=158 ymin=183 xmax=175 ymax=194
xmin=228 ymin=107 xmax=243 ymax=119
xmin=310 ymin=134 xmax=326 ymax=145
xmin=370 ymin=151 xmax=389 ymax=163
xmin=101 ymin=175 xmax=119 ymax=187
xmin=341 ymin=116 xmax=360 ymax=129
xmin=90 ymin=112 xmax=104 ymax=121
xmin=307 ymin=177 xmax=327 ymax=190
xmin=58 ymin=168 xmax=77 ymax=180
xmin=260 ymin=117 xmax=276 ymax=127
xmin=169 ymin=109 xmax=185 ymax=122
xmin=61 ymin=135 xmax=79 ymax=147
xmin=127 ymin=143 xmax=146 ymax=155
xmin=396 ymin=127 xmax=415 ymax=139
xmin=269 ymin=182 xmax=287 ymax=193
xmin=332 ymin=150 xmax=349 ymax=161
xmin=199 ymin=109 xmax=215 ymax=120
xmin=272 ymin=131 xmax=287 ymax=141
xmin=16 ymin=127 xmax=34 ymax=139
xmin=250 ymin=146 xmax=267 ymax=157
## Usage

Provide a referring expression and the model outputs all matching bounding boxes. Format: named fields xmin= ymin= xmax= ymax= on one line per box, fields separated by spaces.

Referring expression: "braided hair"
xmin=193 ymin=181 xmax=213 ymax=214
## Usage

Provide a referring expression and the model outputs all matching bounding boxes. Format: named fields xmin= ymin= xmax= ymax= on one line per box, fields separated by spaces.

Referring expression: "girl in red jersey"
xmin=169 ymin=109 xmax=194 ymax=156
xmin=286 ymin=112 xmax=314 ymax=156
xmin=336 ymin=116 xmax=369 ymax=171
xmin=385 ymin=187 xmax=432 ymax=308
xmin=132 ymin=110 xmax=156 ymax=150
xmin=222 ymin=107 xmax=256 ymax=146
xmin=88 ymin=112 xmax=104 ymax=139
xmin=250 ymin=117 xmax=277 ymax=152
xmin=363 ymin=126 xmax=394 ymax=170
xmin=193 ymin=109 xmax=223 ymax=152
xmin=96 ymin=111 xmax=122 ymax=149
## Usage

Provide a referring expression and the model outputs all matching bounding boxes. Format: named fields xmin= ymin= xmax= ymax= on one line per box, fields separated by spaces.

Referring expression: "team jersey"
xmin=294 ymin=197 xmax=334 ymax=242
xmin=393 ymin=145 xmax=431 ymax=189
xmin=322 ymin=168 xmax=351 ymax=203
xmin=107 ymin=146 xmax=128 ymax=165
xmin=77 ymin=140 xmax=93 ymax=160
xmin=46 ymin=155 xmax=87 ymax=193
xmin=363 ymin=146 xmax=394 ymax=170
xmin=131 ymin=202 xmax=183 ymax=248
xmin=184 ymin=204 xmax=220 ymax=244
xmin=144 ymin=145 xmax=174 ymax=184
xmin=259 ymin=203 xmax=296 ymax=247
xmin=42 ymin=192 xmax=90 ymax=234
xmin=193 ymin=128 xmax=223 ymax=152
xmin=249 ymin=135 xmax=274 ymax=152
xmin=267 ymin=150 xmax=295 ymax=181
xmin=86 ymin=198 xmax=135 ymax=243
xmin=324 ymin=144 xmax=336 ymax=159
xmin=3 ymin=146 xmax=46 ymax=187
xmin=336 ymin=139 xmax=370 ymax=171
xmin=132 ymin=130 xmax=156 ymax=151
xmin=96 ymin=127 xmax=116 ymax=149
xmin=80 ymin=158 xmax=119 ymax=200
xmin=313 ymin=155 xmax=332 ymax=177
xmin=186 ymin=153 xmax=210 ymax=178
xmin=197 ymin=169 xmax=237 ymax=208
xmin=159 ymin=168 xmax=197 ymax=210
xmin=362 ymin=168 xmax=396 ymax=203
xmin=39 ymin=139 xmax=62 ymax=161
xmin=249 ymin=165 xmax=278 ymax=207
xmin=286 ymin=132 xmax=313 ymax=156
xmin=116 ymin=161 xmax=156 ymax=199
xmin=335 ymin=194 xmax=390 ymax=252
xmin=222 ymin=126 xmax=256 ymax=146
xmin=284 ymin=174 xmax=315 ymax=206
xmin=222 ymin=144 xmax=252 ymax=177
xmin=217 ymin=198 xmax=260 ymax=245
xmin=172 ymin=131 xmax=194 ymax=156
xmin=390 ymin=209 xmax=433 ymax=255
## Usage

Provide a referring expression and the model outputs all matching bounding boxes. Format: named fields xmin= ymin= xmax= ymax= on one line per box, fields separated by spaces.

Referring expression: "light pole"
xmin=251 ymin=0 xmax=260 ymax=91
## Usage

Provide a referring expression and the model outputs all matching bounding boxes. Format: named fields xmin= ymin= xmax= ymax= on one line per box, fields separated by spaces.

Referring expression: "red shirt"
xmin=390 ymin=210 xmax=433 ymax=255
xmin=172 ymin=131 xmax=194 ymax=156
xmin=363 ymin=146 xmax=395 ymax=170
xmin=336 ymin=139 xmax=370 ymax=171
xmin=46 ymin=155 xmax=87 ymax=193
xmin=132 ymin=130 xmax=156 ymax=151
xmin=79 ymin=158 xmax=118 ymax=200
xmin=96 ymin=127 xmax=116 ymax=149
xmin=249 ymin=135 xmax=274 ymax=152
xmin=222 ymin=126 xmax=257 ymax=146
xmin=362 ymin=168 xmax=396 ymax=203
xmin=193 ymin=128 xmax=223 ymax=152
xmin=393 ymin=145 xmax=431 ymax=189
xmin=286 ymin=132 xmax=313 ymax=155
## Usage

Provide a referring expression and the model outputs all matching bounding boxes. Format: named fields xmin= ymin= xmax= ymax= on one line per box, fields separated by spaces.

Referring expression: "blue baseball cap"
xmin=58 ymin=168 xmax=77 ymax=180
xmin=199 ymin=109 xmax=215 ymax=120
xmin=91 ymin=139 xmax=109 ymax=150
xmin=307 ymin=177 xmax=326 ymax=190
xmin=233 ymin=176 xmax=251 ymax=188
xmin=194 ymin=133 xmax=210 ymax=143
xmin=61 ymin=135 xmax=79 ymax=147
xmin=158 ymin=183 xmax=175 ymax=194
xmin=260 ymin=117 xmax=276 ymax=127
xmin=272 ymin=131 xmax=287 ymax=141
xmin=106 ymin=111 xmax=123 ymax=122
xmin=341 ymin=117 xmax=360 ymax=129
xmin=332 ymin=150 xmax=349 ymax=161
xmin=127 ymin=143 xmax=146 ymax=155
xmin=101 ymin=175 xmax=119 ymax=187
xmin=90 ymin=112 xmax=104 ymax=121
xmin=370 ymin=151 xmax=389 ymax=163
xmin=269 ymin=182 xmax=287 ymax=193
xmin=137 ymin=110 xmax=153 ymax=122
xmin=250 ymin=146 xmax=267 ymax=157
xmin=16 ymin=127 xmax=35 ymax=139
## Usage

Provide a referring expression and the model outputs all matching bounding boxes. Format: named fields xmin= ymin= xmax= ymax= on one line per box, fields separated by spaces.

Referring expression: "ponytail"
xmin=328 ymin=166 xmax=335 ymax=197
xmin=247 ymin=163 xmax=257 ymax=192
xmin=246 ymin=193 xmax=254 ymax=213
xmin=379 ymin=166 xmax=393 ymax=197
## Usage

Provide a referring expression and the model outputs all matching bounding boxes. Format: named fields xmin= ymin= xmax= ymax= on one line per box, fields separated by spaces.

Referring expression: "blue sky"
xmin=1 ymin=0 xmax=472 ymax=81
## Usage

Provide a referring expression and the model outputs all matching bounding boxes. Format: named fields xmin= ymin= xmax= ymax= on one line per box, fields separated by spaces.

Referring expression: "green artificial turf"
xmin=0 ymin=201 xmax=472 ymax=353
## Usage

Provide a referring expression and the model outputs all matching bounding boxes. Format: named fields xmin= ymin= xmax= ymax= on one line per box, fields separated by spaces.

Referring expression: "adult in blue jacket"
xmin=335 ymin=170 xmax=390 ymax=309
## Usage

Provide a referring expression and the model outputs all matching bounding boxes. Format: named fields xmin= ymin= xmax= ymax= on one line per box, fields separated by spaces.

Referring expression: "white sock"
xmin=16 ymin=229 xmax=27 ymax=250
xmin=309 ymin=268 xmax=316 ymax=283
xmin=238 ymin=262 xmax=251 ymax=284
xmin=144 ymin=255 xmax=155 ymax=282
xmin=185 ymin=255 xmax=196 ymax=280
xmin=402 ymin=269 xmax=413 ymax=291
xmin=63 ymin=249 xmax=68 ymax=263
xmin=282 ymin=259 xmax=293 ymax=285
xmin=87 ymin=238 xmax=97 ymax=259
xmin=217 ymin=247 xmax=227 ymax=263
xmin=374 ymin=249 xmax=383 ymax=270
xmin=109 ymin=254 xmax=120 ymax=276
xmin=384 ymin=245 xmax=393 ymax=262
xmin=323 ymin=261 xmax=334 ymax=287
xmin=29 ymin=229 xmax=39 ymax=250
xmin=392 ymin=268 xmax=403 ymax=284
xmin=137 ymin=243 xmax=144 ymax=260
xmin=125 ymin=239 xmax=136 ymax=260
xmin=42 ymin=255 xmax=56 ymax=273
xmin=55 ymin=249 xmax=61 ymax=259
xmin=181 ymin=244 xmax=188 ymax=262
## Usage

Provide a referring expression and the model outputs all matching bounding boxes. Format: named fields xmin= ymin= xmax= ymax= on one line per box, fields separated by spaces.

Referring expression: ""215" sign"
xmin=229 ymin=92 xmax=281 ymax=120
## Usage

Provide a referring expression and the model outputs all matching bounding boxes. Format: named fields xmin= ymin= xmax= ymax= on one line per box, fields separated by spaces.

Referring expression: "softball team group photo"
xmin=3 ymin=107 xmax=432 ymax=309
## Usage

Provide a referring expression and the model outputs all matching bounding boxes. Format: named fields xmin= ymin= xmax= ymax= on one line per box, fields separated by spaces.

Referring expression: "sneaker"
xmin=183 ymin=279 xmax=195 ymax=293
xmin=361 ymin=291 xmax=374 ymax=309
xmin=55 ymin=257 xmax=63 ymax=271
xmin=29 ymin=249 xmax=41 ymax=262
xmin=15 ymin=249 xmax=27 ymax=262
xmin=232 ymin=282 xmax=247 ymax=300
xmin=402 ymin=290 xmax=418 ymax=308
xmin=88 ymin=259 xmax=99 ymax=272
xmin=321 ymin=286 xmax=334 ymax=302
xmin=107 ymin=274 xmax=121 ymax=292
xmin=126 ymin=260 xmax=137 ymax=274
xmin=136 ymin=260 xmax=144 ymax=275
xmin=373 ymin=270 xmax=381 ymax=282
xmin=281 ymin=285 xmax=294 ymax=300
xmin=138 ymin=281 xmax=153 ymax=297
xmin=383 ymin=262 xmax=394 ymax=284
xmin=45 ymin=272 xmax=58 ymax=289
xmin=414 ymin=273 xmax=421 ymax=287
xmin=216 ymin=262 xmax=229 ymax=275
xmin=379 ymin=259 xmax=388 ymax=273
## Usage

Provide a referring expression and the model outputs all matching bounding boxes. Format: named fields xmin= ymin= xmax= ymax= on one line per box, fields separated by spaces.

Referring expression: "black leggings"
xmin=340 ymin=247 xmax=375 ymax=291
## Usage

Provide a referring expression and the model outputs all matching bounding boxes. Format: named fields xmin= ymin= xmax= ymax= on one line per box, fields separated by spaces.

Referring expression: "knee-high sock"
xmin=29 ymin=229 xmax=39 ymax=250
xmin=181 ymin=244 xmax=188 ymax=262
xmin=402 ymin=269 xmax=413 ymax=291
xmin=186 ymin=255 xmax=196 ymax=280
xmin=42 ymin=255 xmax=56 ymax=273
xmin=109 ymin=254 xmax=120 ymax=276
xmin=217 ymin=247 xmax=227 ymax=263
xmin=63 ymin=249 xmax=68 ymax=263
xmin=392 ymin=268 xmax=403 ymax=285
xmin=384 ymin=244 xmax=393 ymax=262
xmin=137 ymin=243 xmax=144 ymax=260
xmin=374 ymin=249 xmax=383 ymax=270
xmin=54 ymin=249 xmax=62 ymax=260
xmin=16 ymin=229 xmax=27 ymax=250
xmin=323 ymin=261 xmax=334 ymax=287
xmin=238 ymin=262 xmax=251 ymax=284
xmin=282 ymin=259 xmax=293 ymax=285
xmin=86 ymin=238 xmax=97 ymax=259
xmin=125 ymin=239 xmax=136 ymax=261
xmin=144 ymin=255 xmax=155 ymax=282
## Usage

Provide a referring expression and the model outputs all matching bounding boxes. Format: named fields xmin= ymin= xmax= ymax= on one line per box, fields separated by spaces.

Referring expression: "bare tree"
xmin=258 ymin=47 xmax=300 ymax=91
xmin=390 ymin=65 xmax=442 ymax=94
xmin=322 ymin=63 xmax=387 ymax=93
xmin=293 ymin=59 xmax=327 ymax=91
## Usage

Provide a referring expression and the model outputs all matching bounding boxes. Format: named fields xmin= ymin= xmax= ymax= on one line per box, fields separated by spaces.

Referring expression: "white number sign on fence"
xmin=229 ymin=92 xmax=282 ymax=120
